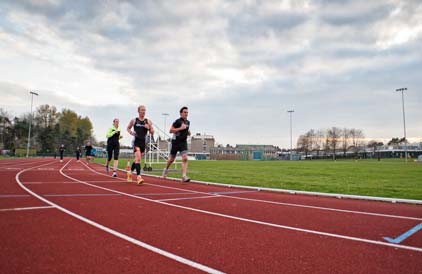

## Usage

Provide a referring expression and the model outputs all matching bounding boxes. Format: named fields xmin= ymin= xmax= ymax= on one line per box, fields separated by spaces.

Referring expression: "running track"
xmin=1 ymin=158 xmax=421 ymax=273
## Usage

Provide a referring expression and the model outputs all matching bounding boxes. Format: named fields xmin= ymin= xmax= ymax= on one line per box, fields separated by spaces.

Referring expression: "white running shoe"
xmin=162 ymin=169 xmax=168 ymax=179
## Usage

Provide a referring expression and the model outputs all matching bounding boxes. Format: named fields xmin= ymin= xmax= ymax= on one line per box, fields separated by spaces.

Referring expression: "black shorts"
xmin=133 ymin=138 xmax=146 ymax=153
xmin=107 ymin=143 xmax=120 ymax=161
xmin=170 ymin=140 xmax=188 ymax=157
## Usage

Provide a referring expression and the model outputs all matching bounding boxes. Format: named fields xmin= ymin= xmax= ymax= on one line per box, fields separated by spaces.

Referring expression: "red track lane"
xmin=88 ymin=161 xmax=422 ymax=219
xmin=80 ymin=161 xmax=422 ymax=247
xmin=0 ymin=210 xmax=204 ymax=274
xmin=3 ymin=159 xmax=422 ymax=273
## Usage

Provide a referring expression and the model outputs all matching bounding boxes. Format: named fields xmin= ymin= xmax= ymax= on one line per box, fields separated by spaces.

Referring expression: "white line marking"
xmin=158 ymin=195 xmax=222 ymax=202
xmin=44 ymin=193 xmax=120 ymax=197
xmin=16 ymin=160 xmax=225 ymax=274
xmin=85 ymin=163 xmax=422 ymax=221
xmin=23 ymin=181 xmax=78 ymax=184
xmin=23 ymin=180 xmax=118 ymax=184
xmin=135 ymin=192 xmax=198 ymax=196
xmin=72 ymin=162 xmax=422 ymax=252
xmin=85 ymin=162 xmax=422 ymax=222
xmin=0 ymin=194 xmax=31 ymax=198
xmin=0 ymin=206 xmax=54 ymax=212
xmin=143 ymin=179 xmax=422 ymax=222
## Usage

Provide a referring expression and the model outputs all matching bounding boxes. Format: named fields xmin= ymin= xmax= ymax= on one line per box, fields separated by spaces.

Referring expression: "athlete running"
xmin=127 ymin=105 xmax=154 ymax=185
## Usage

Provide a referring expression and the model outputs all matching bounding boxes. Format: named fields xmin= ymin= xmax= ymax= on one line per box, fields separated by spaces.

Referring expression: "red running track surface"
xmin=1 ymin=158 xmax=421 ymax=274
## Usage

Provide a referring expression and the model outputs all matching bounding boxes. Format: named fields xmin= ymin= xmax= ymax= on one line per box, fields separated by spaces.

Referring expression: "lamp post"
xmin=287 ymin=110 xmax=294 ymax=160
xmin=396 ymin=88 xmax=408 ymax=162
xmin=26 ymin=91 xmax=39 ymax=158
xmin=162 ymin=113 xmax=169 ymax=138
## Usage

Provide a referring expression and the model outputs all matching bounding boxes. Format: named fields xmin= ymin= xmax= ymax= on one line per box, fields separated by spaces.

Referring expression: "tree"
xmin=59 ymin=109 xmax=78 ymax=137
xmin=327 ymin=127 xmax=342 ymax=160
xmin=297 ymin=134 xmax=311 ymax=157
xmin=367 ymin=140 xmax=384 ymax=159
xmin=350 ymin=128 xmax=365 ymax=157
xmin=76 ymin=116 xmax=93 ymax=145
xmin=34 ymin=104 xmax=58 ymax=129
xmin=0 ymin=109 xmax=12 ymax=149
xmin=341 ymin=128 xmax=351 ymax=156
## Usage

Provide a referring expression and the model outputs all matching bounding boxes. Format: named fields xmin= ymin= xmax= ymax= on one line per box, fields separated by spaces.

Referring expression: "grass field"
xmin=92 ymin=158 xmax=422 ymax=200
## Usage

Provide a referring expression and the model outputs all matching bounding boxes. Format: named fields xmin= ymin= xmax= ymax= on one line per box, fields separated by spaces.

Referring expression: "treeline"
xmin=296 ymin=127 xmax=366 ymax=160
xmin=0 ymin=105 xmax=94 ymax=154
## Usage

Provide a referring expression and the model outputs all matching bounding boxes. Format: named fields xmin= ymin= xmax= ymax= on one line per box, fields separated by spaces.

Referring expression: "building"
xmin=189 ymin=133 xmax=215 ymax=153
xmin=210 ymin=144 xmax=280 ymax=160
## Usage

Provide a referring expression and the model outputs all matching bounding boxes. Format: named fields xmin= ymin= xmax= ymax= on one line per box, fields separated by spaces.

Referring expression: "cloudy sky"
xmin=0 ymin=0 xmax=421 ymax=147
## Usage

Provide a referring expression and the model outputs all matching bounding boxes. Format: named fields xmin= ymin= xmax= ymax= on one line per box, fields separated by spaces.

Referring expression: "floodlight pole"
xmin=396 ymin=88 xmax=408 ymax=162
xmin=162 ymin=113 xmax=169 ymax=137
xmin=287 ymin=110 xmax=294 ymax=160
xmin=26 ymin=91 xmax=39 ymax=158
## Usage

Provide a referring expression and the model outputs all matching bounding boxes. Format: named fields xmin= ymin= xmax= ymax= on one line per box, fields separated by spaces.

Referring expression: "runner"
xmin=127 ymin=105 xmax=154 ymax=185
xmin=105 ymin=118 xmax=122 ymax=177
xmin=59 ymin=144 xmax=65 ymax=163
xmin=85 ymin=141 xmax=94 ymax=164
xmin=162 ymin=106 xmax=191 ymax=182
xmin=75 ymin=146 xmax=81 ymax=162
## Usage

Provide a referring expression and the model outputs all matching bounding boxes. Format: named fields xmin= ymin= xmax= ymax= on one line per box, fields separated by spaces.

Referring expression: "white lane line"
xmin=0 ymin=160 xmax=51 ymax=168
xmin=158 ymin=195 xmax=222 ymax=202
xmin=24 ymin=181 xmax=78 ymax=184
xmin=16 ymin=160 xmax=225 ymax=274
xmin=23 ymin=180 xmax=118 ymax=184
xmin=135 ymin=192 xmax=198 ymax=196
xmin=0 ymin=206 xmax=54 ymax=212
xmin=84 ymin=162 xmax=422 ymax=222
xmin=149 ymin=184 xmax=422 ymax=221
xmin=72 ymin=162 xmax=422 ymax=252
xmin=44 ymin=193 xmax=120 ymax=197
xmin=0 ymin=194 xmax=31 ymax=198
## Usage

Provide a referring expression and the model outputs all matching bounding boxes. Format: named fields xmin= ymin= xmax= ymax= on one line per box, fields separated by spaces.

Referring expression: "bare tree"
xmin=350 ymin=128 xmax=365 ymax=157
xmin=328 ymin=127 xmax=342 ymax=160
xmin=341 ymin=128 xmax=351 ymax=157
xmin=297 ymin=132 xmax=313 ymax=158
xmin=315 ymin=129 xmax=325 ymax=157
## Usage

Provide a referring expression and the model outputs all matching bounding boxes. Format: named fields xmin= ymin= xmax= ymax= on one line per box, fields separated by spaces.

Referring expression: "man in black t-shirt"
xmin=75 ymin=146 xmax=81 ymax=162
xmin=162 ymin=106 xmax=191 ymax=182
xmin=85 ymin=141 xmax=94 ymax=164
xmin=59 ymin=144 xmax=64 ymax=163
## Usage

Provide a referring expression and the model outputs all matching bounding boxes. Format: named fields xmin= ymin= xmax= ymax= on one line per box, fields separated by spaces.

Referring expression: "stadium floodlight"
xmin=287 ymin=110 xmax=294 ymax=160
xmin=26 ymin=91 xmax=39 ymax=158
xmin=395 ymin=88 xmax=408 ymax=162
xmin=162 ymin=113 xmax=169 ymax=137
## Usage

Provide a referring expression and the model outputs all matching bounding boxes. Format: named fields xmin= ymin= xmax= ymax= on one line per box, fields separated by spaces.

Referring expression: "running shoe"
xmin=182 ymin=176 xmax=190 ymax=183
xmin=112 ymin=171 xmax=117 ymax=178
xmin=162 ymin=168 xmax=168 ymax=179
xmin=105 ymin=165 xmax=109 ymax=173
xmin=137 ymin=175 xmax=144 ymax=185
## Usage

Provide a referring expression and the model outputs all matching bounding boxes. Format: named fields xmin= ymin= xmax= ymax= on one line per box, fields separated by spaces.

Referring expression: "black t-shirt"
xmin=85 ymin=145 xmax=93 ymax=155
xmin=133 ymin=118 xmax=149 ymax=141
xmin=172 ymin=118 xmax=190 ymax=142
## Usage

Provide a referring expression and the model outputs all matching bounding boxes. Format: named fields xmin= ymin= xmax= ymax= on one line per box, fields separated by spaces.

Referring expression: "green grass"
xmin=93 ymin=158 xmax=422 ymax=200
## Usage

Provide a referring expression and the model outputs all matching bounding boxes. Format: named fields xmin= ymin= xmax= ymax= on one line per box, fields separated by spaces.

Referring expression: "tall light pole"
xmin=396 ymin=88 xmax=408 ymax=162
xmin=287 ymin=110 xmax=294 ymax=160
xmin=26 ymin=91 xmax=39 ymax=158
xmin=162 ymin=113 xmax=169 ymax=138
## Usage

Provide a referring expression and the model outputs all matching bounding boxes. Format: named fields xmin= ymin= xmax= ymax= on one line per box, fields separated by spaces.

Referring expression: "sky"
xmin=0 ymin=0 xmax=421 ymax=147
